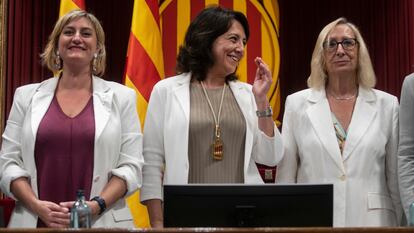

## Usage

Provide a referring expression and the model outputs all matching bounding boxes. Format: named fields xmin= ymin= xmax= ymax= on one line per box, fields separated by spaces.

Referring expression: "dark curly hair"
xmin=176 ymin=6 xmax=249 ymax=82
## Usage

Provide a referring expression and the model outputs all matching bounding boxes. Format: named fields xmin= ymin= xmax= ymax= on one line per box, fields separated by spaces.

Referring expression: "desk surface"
xmin=0 ymin=228 xmax=413 ymax=233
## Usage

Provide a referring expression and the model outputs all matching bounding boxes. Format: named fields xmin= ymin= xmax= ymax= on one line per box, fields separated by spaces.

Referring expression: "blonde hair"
xmin=40 ymin=10 xmax=106 ymax=76
xmin=307 ymin=17 xmax=376 ymax=89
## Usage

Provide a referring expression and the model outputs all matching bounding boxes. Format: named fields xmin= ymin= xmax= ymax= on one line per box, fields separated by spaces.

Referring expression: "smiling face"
xmin=209 ymin=20 xmax=246 ymax=78
xmin=324 ymin=24 xmax=358 ymax=76
xmin=58 ymin=17 xmax=98 ymax=70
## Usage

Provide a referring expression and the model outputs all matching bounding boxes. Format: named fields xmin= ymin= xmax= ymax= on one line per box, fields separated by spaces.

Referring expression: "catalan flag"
xmin=262 ymin=0 xmax=281 ymax=124
xmin=59 ymin=0 xmax=85 ymax=17
xmin=159 ymin=0 xmax=281 ymax=123
xmin=123 ymin=0 xmax=164 ymax=227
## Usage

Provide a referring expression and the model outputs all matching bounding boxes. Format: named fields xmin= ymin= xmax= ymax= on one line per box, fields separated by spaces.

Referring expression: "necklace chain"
xmin=200 ymin=81 xmax=226 ymax=132
xmin=328 ymin=90 xmax=358 ymax=101
xmin=200 ymin=81 xmax=226 ymax=160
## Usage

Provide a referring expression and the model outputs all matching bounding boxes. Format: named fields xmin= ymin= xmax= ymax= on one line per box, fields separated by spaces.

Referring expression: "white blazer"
xmin=0 ymin=77 xmax=144 ymax=228
xmin=276 ymin=86 xmax=402 ymax=227
xmin=140 ymin=73 xmax=283 ymax=202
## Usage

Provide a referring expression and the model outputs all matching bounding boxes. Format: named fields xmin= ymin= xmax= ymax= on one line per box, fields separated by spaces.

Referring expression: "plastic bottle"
xmin=70 ymin=190 xmax=91 ymax=228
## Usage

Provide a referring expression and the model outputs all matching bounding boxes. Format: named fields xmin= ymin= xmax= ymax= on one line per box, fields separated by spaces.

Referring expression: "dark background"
xmin=5 ymin=0 xmax=414 ymax=124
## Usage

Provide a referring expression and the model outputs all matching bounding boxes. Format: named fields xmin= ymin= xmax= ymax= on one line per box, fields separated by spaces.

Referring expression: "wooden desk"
xmin=0 ymin=228 xmax=413 ymax=233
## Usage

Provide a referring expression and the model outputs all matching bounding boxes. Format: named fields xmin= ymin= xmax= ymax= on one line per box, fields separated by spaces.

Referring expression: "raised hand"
xmin=252 ymin=57 xmax=272 ymax=104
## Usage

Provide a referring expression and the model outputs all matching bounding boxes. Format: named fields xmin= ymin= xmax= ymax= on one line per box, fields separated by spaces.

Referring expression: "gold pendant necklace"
xmin=213 ymin=125 xmax=223 ymax=160
xmin=200 ymin=81 xmax=226 ymax=160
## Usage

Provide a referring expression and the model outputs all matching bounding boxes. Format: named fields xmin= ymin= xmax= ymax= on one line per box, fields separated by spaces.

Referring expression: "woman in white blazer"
xmin=276 ymin=17 xmax=402 ymax=226
xmin=140 ymin=6 xmax=283 ymax=228
xmin=0 ymin=10 xmax=143 ymax=228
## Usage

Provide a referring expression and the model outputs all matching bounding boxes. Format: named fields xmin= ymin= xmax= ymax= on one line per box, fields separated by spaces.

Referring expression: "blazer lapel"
xmin=342 ymin=87 xmax=377 ymax=161
xmin=92 ymin=76 xmax=112 ymax=140
xmin=228 ymin=81 xmax=254 ymax=173
xmin=306 ymin=88 xmax=344 ymax=172
xmin=172 ymin=73 xmax=192 ymax=122
xmin=228 ymin=81 xmax=252 ymax=122
xmin=31 ymin=78 xmax=58 ymax=139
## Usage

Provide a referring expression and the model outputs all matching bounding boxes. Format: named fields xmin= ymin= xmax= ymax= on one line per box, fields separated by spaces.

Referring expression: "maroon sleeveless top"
xmin=35 ymin=96 xmax=95 ymax=227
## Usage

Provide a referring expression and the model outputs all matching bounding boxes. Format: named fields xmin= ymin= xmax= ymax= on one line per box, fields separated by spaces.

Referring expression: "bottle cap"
xmin=76 ymin=189 xmax=85 ymax=198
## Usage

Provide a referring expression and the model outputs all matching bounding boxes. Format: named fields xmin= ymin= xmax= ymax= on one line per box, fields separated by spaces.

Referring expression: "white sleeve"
xmin=275 ymin=95 xmax=299 ymax=183
xmin=140 ymin=84 xmax=166 ymax=202
xmin=0 ymin=87 xmax=32 ymax=199
xmin=110 ymin=88 xmax=144 ymax=196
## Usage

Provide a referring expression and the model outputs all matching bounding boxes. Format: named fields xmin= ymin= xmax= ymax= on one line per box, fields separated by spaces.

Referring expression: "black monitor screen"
xmin=163 ymin=184 xmax=333 ymax=227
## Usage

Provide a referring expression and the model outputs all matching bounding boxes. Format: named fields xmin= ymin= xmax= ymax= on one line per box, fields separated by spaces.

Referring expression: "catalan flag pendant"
xmin=212 ymin=126 xmax=223 ymax=160
xmin=212 ymin=138 xmax=223 ymax=160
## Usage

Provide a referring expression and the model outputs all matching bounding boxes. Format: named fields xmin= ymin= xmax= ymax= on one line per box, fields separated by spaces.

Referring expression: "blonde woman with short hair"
xmin=276 ymin=17 xmax=402 ymax=227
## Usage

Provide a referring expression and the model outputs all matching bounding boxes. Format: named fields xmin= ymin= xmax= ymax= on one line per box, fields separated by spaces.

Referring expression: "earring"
xmin=55 ymin=51 xmax=61 ymax=70
xmin=92 ymin=53 xmax=98 ymax=73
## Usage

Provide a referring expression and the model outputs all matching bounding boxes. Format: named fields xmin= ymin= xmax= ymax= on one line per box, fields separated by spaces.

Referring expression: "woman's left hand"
xmin=252 ymin=57 xmax=272 ymax=104
xmin=60 ymin=200 xmax=100 ymax=217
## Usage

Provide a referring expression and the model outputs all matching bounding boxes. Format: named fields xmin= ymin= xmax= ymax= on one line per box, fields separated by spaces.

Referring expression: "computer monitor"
xmin=163 ymin=184 xmax=333 ymax=227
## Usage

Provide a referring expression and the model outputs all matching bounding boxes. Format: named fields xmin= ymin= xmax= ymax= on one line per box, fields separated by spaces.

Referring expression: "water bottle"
xmin=70 ymin=190 xmax=91 ymax=228
xmin=410 ymin=201 xmax=414 ymax=226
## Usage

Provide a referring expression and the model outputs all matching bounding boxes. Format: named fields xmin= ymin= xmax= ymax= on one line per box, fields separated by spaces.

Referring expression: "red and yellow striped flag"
xmin=59 ymin=0 xmax=85 ymax=17
xmin=123 ymin=0 xmax=165 ymax=227
xmin=262 ymin=0 xmax=280 ymax=125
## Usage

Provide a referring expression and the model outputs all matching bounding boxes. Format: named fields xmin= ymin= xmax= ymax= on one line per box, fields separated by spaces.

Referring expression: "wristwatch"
xmin=91 ymin=196 xmax=106 ymax=215
xmin=256 ymin=106 xmax=273 ymax=118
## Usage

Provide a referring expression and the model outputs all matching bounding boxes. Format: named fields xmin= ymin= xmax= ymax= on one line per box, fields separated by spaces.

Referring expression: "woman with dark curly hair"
xmin=140 ymin=6 xmax=283 ymax=228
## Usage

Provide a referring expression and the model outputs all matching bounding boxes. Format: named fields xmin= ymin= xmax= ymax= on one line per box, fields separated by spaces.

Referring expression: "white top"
xmin=0 ymin=76 xmax=144 ymax=228
xmin=140 ymin=72 xmax=284 ymax=202
xmin=276 ymin=86 xmax=402 ymax=226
